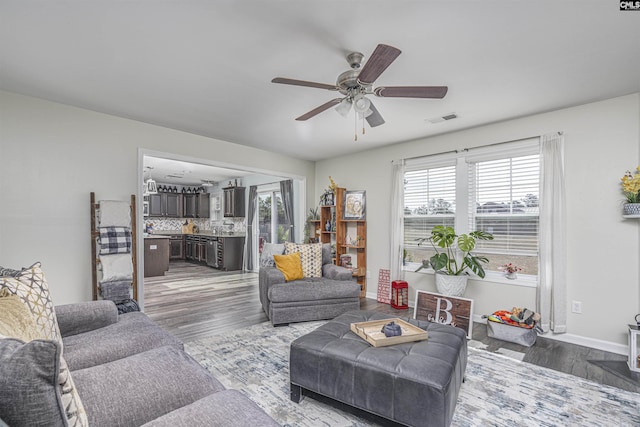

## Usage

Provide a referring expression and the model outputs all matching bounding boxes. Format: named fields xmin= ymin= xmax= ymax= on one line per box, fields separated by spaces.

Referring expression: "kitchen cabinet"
xmin=223 ymin=187 xmax=245 ymax=217
xmin=217 ymin=236 xmax=245 ymax=271
xmin=148 ymin=193 xmax=182 ymax=217
xmin=169 ymin=235 xmax=184 ymax=260
xmin=144 ymin=236 xmax=170 ymax=277
xmin=183 ymin=193 xmax=210 ymax=218
xmin=185 ymin=235 xmax=207 ymax=263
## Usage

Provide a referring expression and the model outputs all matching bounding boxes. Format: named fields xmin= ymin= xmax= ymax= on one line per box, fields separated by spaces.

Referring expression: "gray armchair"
xmin=259 ymin=244 xmax=361 ymax=326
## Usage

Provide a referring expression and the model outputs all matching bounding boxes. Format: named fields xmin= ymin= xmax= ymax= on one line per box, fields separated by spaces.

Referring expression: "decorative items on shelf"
xmin=346 ymin=235 xmax=364 ymax=246
xmin=343 ymin=190 xmax=366 ymax=220
xmin=180 ymin=186 xmax=205 ymax=194
xmin=621 ymin=166 xmax=640 ymax=215
xmin=340 ymin=254 xmax=352 ymax=268
xmin=321 ymin=176 xmax=338 ymax=206
xmin=499 ymin=263 xmax=522 ymax=279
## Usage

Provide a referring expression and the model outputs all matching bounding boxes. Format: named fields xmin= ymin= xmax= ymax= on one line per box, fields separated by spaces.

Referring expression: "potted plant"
xmin=499 ymin=263 xmax=522 ymax=279
xmin=621 ymin=167 xmax=640 ymax=215
xmin=414 ymin=225 xmax=493 ymax=296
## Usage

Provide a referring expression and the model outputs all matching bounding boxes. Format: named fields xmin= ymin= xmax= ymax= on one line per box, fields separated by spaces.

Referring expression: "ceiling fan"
xmin=272 ymin=44 xmax=448 ymax=133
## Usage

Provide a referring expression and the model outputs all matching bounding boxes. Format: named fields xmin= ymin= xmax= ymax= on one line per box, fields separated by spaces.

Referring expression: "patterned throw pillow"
xmin=0 ymin=289 xmax=42 ymax=342
xmin=284 ymin=242 xmax=323 ymax=278
xmin=259 ymin=243 xmax=285 ymax=268
xmin=0 ymin=262 xmax=62 ymax=344
xmin=0 ymin=288 xmax=88 ymax=427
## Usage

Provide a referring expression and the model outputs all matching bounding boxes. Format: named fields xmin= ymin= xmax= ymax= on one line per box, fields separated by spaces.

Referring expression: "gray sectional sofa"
xmin=259 ymin=243 xmax=361 ymax=326
xmin=1 ymin=300 xmax=278 ymax=427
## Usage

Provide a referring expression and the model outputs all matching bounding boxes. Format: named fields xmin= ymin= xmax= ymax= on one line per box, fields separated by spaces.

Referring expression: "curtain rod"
xmin=396 ymin=131 xmax=563 ymax=162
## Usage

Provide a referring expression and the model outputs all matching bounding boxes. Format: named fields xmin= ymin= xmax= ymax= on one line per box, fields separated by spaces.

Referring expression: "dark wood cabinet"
xmin=184 ymin=193 xmax=210 ymax=218
xmin=217 ymin=236 xmax=245 ymax=271
xmin=148 ymin=193 xmax=182 ymax=217
xmin=185 ymin=235 xmax=208 ymax=263
xmin=223 ymin=187 xmax=245 ymax=217
xmin=144 ymin=237 xmax=170 ymax=277
xmin=169 ymin=235 xmax=184 ymax=260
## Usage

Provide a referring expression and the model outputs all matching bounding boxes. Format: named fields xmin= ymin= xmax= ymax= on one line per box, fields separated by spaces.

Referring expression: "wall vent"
xmin=426 ymin=112 xmax=459 ymax=124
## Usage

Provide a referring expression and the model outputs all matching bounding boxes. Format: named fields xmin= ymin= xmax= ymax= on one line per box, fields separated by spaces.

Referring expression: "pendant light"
xmin=145 ymin=178 xmax=158 ymax=195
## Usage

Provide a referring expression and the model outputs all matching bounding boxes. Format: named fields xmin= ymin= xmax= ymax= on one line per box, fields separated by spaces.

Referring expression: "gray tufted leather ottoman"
xmin=290 ymin=311 xmax=467 ymax=427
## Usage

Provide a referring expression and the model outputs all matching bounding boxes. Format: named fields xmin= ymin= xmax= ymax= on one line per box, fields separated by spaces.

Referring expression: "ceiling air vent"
xmin=426 ymin=112 xmax=458 ymax=124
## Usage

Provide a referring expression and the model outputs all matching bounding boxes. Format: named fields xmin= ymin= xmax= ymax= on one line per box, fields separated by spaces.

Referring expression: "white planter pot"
xmin=435 ymin=273 xmax=468 ymax=297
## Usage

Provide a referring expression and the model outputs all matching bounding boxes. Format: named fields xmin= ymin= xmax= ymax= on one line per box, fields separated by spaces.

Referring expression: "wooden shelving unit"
xmin=316 ymin=187 xmax=367 ymax=298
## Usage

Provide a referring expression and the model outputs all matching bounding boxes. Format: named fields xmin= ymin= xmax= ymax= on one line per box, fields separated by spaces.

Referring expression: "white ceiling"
xmin=143 ymin=156 xmax=253 ymax=187
xmin=1 ymin=1 xmax=639 ymax=162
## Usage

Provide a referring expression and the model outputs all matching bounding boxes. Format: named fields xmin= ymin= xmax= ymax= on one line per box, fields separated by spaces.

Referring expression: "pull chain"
xmin=354 ymin=111 xmax=357 ymax=141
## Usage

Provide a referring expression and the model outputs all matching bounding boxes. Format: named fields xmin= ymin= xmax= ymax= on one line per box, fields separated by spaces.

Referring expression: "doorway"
xmin=137 ymin=149 xmax=306 ymax=309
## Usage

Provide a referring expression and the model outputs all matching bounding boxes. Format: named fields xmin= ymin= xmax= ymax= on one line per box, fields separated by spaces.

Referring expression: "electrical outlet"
xmin=571 ymin=301 xmax=582 ymax=314
xmin=366 ymin=270 xmax=371 ymax=279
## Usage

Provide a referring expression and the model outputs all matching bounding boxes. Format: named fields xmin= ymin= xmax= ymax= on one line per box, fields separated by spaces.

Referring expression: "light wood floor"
xmin=144 ymin=261 xmax=639 ymax=394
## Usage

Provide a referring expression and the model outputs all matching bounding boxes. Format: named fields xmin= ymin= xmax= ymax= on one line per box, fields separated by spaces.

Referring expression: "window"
xmin=403 ymin=140 xmax=540 ymax=277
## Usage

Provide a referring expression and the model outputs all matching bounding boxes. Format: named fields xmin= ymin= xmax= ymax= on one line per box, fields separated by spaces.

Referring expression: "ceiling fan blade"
xmin=365 ymin=101 xmax=385 ymax=128
xmin=374 ymin=86 xmax=448 ymax=99
xmin=272 ymin=77 xmax=337 ymax=91
xmin=357 ymin=44 xmax=402 ymax=85
xmin=295 ymin=98 xmax=342 ymax=121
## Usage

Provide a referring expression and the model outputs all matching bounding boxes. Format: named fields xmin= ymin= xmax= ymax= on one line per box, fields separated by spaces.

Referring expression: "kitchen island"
xmin=144 ymin=235 xmax=170 ymax=277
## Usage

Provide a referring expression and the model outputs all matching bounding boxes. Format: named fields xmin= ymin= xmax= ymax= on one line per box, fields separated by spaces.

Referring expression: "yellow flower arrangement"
xmin=621 ymin=167 xmax=640 ymax=203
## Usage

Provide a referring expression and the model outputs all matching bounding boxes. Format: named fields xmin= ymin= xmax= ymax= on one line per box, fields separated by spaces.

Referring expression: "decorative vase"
xmin=435 ymin=273 xmax=468 ymax=297
xmin=505 ymin=272 xmax=517 ymax=280
xmin=623 ymin=203 xmax=640 ymax=215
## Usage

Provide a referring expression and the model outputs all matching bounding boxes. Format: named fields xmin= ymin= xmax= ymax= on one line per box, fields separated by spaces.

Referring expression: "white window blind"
xmin=468 ymin=154 xmax=540 ymax=258
xmin=403 ymin=165 xmax=456 ymax=247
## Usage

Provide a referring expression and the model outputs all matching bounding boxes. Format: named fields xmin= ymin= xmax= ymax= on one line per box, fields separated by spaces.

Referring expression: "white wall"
xmin=0 ymin=90 xmax=315 ymax=305
xmin=316 ymin=93 xmax=640 ymax=347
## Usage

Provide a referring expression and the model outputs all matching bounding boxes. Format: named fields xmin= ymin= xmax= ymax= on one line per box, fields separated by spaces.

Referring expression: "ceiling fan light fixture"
xmin=353 ymin=94 xmax=371 ymax=113
xmin=335 ymin=98 xmax=352 ymax=117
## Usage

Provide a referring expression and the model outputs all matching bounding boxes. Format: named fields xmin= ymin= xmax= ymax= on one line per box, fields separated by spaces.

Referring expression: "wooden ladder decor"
xmin=90 ymin=192 xmax=138 ymax=302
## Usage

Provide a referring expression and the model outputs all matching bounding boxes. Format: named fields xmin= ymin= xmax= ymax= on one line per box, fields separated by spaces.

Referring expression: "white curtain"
xmin=390 ymin=160 xmax=406 ymax=287
xmin=537 ymin=133 xmax=567 ymax=333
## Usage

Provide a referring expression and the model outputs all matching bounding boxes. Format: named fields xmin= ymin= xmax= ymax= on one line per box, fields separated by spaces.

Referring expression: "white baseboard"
xmin=472 ymin=314 xmax=627 ymax=356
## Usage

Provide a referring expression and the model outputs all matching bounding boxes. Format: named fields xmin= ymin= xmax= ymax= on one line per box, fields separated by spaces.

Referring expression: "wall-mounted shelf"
xmin=623 ymin=215 xmax=640 ymax=219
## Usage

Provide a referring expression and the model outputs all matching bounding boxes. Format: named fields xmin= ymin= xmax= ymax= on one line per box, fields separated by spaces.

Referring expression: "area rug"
xmin=185 ymin=321 xmax=640 ymax=427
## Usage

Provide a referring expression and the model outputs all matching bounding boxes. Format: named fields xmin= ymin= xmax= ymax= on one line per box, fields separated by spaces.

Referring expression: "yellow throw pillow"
xmin=273 ymin=252 xmax=304 ymax=282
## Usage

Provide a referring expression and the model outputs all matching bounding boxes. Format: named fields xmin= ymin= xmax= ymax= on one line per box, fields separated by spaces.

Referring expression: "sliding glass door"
xmin=258 ymin=190 xmax=290 ymax=246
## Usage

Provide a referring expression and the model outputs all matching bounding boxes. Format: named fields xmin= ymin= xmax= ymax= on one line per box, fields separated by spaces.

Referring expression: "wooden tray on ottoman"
xmin=350 ymin=318 xmax=428 ymax=347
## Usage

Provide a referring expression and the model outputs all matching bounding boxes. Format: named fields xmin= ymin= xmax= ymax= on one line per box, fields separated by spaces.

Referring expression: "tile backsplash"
xmin=144 ymin=217 xmax=246 ymax=233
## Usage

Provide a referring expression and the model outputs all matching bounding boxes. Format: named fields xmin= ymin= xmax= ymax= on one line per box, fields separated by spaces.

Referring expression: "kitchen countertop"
xmin=143 ymin=234 xmax=171 ymax=239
